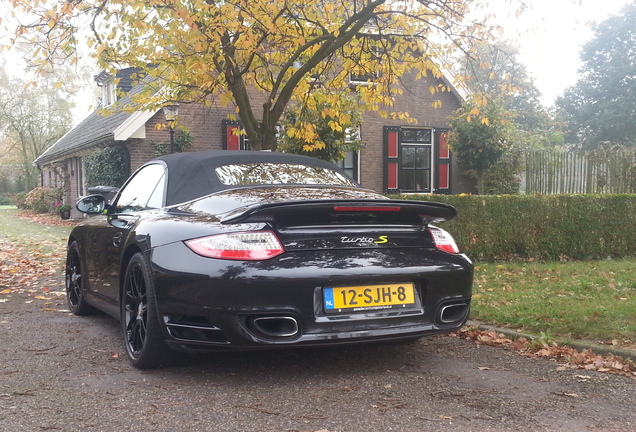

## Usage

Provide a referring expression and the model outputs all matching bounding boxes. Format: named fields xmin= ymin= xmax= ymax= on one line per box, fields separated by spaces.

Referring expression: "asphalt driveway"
xmin=1 ymin=264 xmax=635 ymax=432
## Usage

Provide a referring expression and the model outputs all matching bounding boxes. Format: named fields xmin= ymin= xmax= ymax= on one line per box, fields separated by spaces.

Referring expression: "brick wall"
xmin=357 ymin=71 xmax=476 ymax=194
xmin=130 ymin=101 xmax=262 ymax=171
xmin=132 ymin=76 xmax=475 ymax=194
xmin=39 ymin=72 xmax=475 ymax=204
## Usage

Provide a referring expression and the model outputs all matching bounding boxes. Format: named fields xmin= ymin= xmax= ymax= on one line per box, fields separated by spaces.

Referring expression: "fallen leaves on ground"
xmin=453 ymin=327 xmax=636 ymax=380
xmin=0 ymin=250 xmax=62 ymax=288
xmin=16 ymin=210 xmax=77 ymax=227
xmin=0 ymin=213 xmax=68 ymax=305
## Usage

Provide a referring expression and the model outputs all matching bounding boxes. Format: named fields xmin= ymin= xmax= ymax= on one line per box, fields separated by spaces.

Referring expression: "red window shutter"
xmin=387 ymin=162 xmax=398 ymax=189
xmin=384 ymin=127 xmax=401 ymax=192
xmin=388 ymin=130 xmax=399 ymax=158
xmin=438 ymin=163 xmax=449 ymax=189
xmin=434 ymin=129 xmax=451 ymax=193
xmin=439 ymin=132 xmax=450 ymax=159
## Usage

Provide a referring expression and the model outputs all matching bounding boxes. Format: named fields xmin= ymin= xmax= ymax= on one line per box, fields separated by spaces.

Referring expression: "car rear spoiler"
xmin=220 ymin=199 xmax=457 ymax=226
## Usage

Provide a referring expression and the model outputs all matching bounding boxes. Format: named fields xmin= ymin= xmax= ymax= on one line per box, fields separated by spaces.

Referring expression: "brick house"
xmin=34 ymin=67 xmax=476 ymax=217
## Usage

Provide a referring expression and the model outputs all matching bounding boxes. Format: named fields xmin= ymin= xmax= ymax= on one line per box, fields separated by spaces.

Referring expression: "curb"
xmin=467 ymin=320 xmax=636 ymax=362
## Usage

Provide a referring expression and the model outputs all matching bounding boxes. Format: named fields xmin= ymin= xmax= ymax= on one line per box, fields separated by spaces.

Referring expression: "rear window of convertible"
xmin=215 ymin=163 xmax=357 ymax=187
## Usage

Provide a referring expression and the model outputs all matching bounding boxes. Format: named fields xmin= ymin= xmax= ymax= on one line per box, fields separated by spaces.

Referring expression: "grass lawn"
xmin=472 ymin=260 xmax=636 ymax=346
xmin=0 ymin=206 xmax=73 ymax=257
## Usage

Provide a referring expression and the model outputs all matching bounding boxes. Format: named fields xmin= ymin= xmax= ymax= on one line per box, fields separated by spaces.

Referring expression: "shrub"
xmin=151 ymin=130 xmax=193 ymax=156
xmin=391 ymin=193 xmax=636 ymax=262
xmin=23 ymin=187 xmax=63 ymax=214
xmin=53 ymin=203 xmax=72 ymax=213
xmin=0 ymin=193 xmax=15 ymax=206
xmin=483 ymin=148 xmax=523 ymax=195
xmin=13 ymin=192 xmax=28 ymax=209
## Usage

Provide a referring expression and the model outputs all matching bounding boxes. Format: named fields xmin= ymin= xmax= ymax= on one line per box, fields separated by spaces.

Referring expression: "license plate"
xmin=324 ymin=283 xmax=415 ymax=312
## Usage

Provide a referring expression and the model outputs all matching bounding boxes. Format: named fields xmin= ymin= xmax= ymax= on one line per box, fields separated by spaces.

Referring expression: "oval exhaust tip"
xmin=250 ymin=316 xmax=300 ymax=338
xmin=438 ymin=302 xmax=469 ymax=324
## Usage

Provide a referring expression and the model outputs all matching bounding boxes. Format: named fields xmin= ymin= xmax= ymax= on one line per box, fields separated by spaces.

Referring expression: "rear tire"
xmin=65 ymin=241 xmax=96 ymax=316
xmin=121 ymin=253 xmax=170 ymax=369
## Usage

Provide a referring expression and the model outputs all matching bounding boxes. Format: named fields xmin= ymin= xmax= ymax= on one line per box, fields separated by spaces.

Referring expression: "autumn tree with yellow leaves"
xmin=5 ymin=0 xmax=498 ymax=152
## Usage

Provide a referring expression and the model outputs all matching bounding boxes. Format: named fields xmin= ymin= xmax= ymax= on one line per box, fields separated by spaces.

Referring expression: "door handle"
xmin=112 ymin=232 xmax=123 ymax=247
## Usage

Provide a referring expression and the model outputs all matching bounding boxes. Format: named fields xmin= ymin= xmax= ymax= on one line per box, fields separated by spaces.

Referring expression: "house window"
xmin=383 ymin=126 xmax=451 ymax=194
xmin=101 ymin=79 xmax=116 ymax=107
xmin=336 ymin=151 xmax=359 ymax=182
xmin=349 ymin=72 xmax=379 ymax=85
xmin=335 ymin=126 xmax=360 ymax=182
xmin=401 ymin=145 xmax=431 ymax=192
xmin=402 ymin=128 xmax=432 ymax=144
xmin=349 ymin=45 xmax=384 ymax=86
xmin=400 ymin=128 xmax=432 ymax=193
xmin=80 ymin=157 xmax=87 ymax=196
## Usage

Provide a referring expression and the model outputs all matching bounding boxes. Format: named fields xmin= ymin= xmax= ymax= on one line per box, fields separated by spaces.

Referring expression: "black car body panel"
xmin=150 ymin=244 xmax=472 ymax=350
xmin=67 ymin=151 xmax=472 ymax=366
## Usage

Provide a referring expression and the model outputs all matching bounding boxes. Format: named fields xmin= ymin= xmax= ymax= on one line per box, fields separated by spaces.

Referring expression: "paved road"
xmin=1 ymin=284 xmax=635 ymax=432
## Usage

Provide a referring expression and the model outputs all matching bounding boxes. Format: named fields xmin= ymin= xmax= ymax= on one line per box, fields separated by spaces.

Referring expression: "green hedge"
xmin=390 ymin=194 xmax=636 ymax=262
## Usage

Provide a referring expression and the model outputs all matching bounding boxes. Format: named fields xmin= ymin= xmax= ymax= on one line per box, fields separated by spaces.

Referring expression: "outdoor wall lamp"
xmin=162 ymin=103 xmax=179 ymax=153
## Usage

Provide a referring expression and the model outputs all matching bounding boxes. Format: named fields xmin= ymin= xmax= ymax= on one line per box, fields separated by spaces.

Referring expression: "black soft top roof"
xmin=149 ymin=150 xmax=354 ymax=206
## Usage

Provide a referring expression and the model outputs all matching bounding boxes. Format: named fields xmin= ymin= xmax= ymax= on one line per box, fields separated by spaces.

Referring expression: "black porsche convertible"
xmin=66 ymin=150 xmax=473 ymax=368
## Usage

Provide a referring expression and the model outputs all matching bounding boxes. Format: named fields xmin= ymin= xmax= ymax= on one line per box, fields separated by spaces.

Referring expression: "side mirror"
xmin=76 ymin=194 xmax=107 ymax=215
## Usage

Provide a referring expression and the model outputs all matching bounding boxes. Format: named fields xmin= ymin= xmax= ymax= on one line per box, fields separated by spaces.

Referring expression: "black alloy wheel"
xmin=121 ymin=252 xmax=168 ymax=369
xmin=65 ymin=241 xmax=95 ymax=315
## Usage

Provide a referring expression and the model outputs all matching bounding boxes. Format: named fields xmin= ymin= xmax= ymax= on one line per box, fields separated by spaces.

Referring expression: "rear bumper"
xmin=150 ymin=243 xmax=473 ymax=351
xmin=163 ymin=319 xmax=470 ymax=353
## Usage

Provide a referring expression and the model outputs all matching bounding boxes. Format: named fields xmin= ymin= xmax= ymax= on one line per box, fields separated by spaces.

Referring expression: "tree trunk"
xmin=476 ymin=169 xmax=485 ymax=195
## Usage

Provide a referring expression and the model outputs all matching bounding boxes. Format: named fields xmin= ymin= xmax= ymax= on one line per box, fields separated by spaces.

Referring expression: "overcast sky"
xmin=495 ymin=0 xmax=632 ymax=105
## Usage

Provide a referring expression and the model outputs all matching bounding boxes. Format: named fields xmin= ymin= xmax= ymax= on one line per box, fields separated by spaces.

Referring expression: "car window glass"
xmin=146 ymin=172 xmax=166 ymax=209
xmin=215 ymin=163 xmax=356 ymax=187
xmin=113 ymin=164 xmax=166 ymax=213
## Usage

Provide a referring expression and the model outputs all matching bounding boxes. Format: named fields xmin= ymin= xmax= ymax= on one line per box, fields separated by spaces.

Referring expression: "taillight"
xmin=184 ymin=230 xmax=284 ymax=260
xmin=428 ymin=226 xmax=460 ymax=254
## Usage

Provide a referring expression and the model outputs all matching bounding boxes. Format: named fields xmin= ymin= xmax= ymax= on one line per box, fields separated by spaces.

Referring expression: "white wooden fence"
xmin=524 ymin=150 xmax=636 ymax=194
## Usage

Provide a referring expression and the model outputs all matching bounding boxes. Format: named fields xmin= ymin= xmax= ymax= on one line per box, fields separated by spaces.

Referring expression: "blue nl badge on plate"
xmin=323 ymin=287 xmax=335 ymax=310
